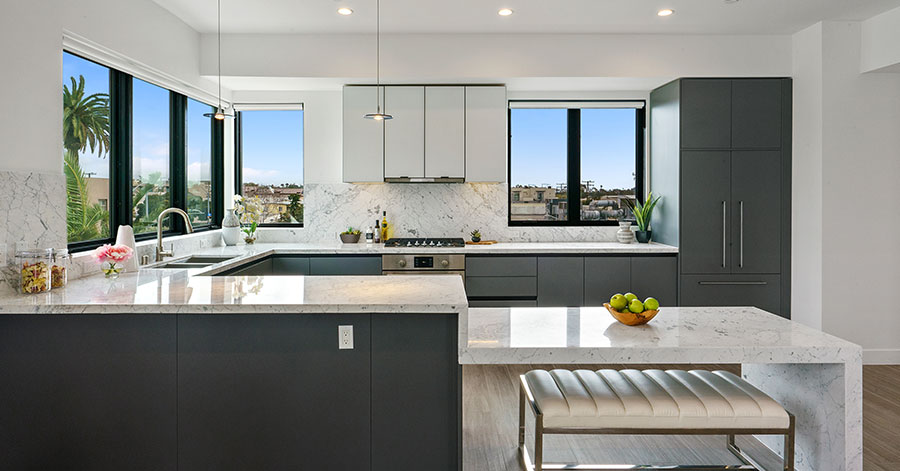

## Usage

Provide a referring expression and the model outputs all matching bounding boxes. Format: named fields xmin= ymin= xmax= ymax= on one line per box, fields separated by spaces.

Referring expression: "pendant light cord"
xmin=376 ymin=0 xmax=381 ymax=112
xmin=217 ymin=0 xmax=222 ymax=111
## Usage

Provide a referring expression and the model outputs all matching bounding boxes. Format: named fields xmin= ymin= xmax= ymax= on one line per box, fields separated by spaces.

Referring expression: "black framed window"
xmin=508 ymin=101 xmax=645 ymax=226
xmin=63 ymin=50 xmax=224 ymax=250
xmin=234 ymin=108 xmax=304 ymax=226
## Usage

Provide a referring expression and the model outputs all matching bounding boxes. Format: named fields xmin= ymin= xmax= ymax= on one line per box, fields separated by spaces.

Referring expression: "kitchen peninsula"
xmin=0 ymin=272 xmax=467 ymax=471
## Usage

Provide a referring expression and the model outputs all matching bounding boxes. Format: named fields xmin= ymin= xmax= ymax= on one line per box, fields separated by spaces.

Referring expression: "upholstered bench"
xmin=519 ymin=369 xmax=794 ymax=471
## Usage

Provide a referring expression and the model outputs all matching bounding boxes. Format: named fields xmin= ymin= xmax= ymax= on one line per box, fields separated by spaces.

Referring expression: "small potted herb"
xmin=470 ymin=229 xmax=482 ymax=243
xmin=624 ymin=193 xmax=662 ymax=243
xmin=340 ymin=227 xmax=361 ymax=244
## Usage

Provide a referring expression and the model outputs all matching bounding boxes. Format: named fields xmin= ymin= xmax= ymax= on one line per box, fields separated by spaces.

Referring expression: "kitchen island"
xmin=460 ymin=306 xmax=861 ymax=471
xmin=0 ymin=271 xmax=467 ymax=471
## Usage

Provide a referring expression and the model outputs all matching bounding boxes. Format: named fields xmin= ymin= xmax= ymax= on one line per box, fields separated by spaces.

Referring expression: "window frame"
xmin=233 ymin=107 xmax=305 ymax=228
xmin=507 ymin=100 xmax=646 ymax=227
xmin=64 ymin=50 xmax=224 ymax=251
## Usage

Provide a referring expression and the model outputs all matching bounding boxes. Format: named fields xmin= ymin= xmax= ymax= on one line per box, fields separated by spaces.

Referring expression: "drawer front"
xmin=467 ymin=299 xmax=538 ymax=308
xmin=584 ymin=256 xmax=632 ymax=306
xmin=680 ymin=274 xmax=781 ymax=316
xmin=309 ymin=256 xmax=383 ymax=275
xmin=465 ymin=276 xmax=536 ymax=299
xmin=230 ymin=258 xmax=273 ymax=276
xmin=465 ymin=256 xmax=537 ymax=277
xmin=272 ymin=256 xmax=310 ymax=275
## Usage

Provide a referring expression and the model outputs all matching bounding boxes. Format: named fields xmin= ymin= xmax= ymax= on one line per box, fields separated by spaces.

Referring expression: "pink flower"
xmin=92 ymin=244 xmax=133 ymax=264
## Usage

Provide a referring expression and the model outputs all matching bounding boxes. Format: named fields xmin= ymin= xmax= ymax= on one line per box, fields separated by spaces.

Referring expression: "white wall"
xmin=791 ymin=21 xmax=900 ymax=363
xmin=0 ymin=0 xmax=223 ymax=175
xmin=861 ymin=5 xmax=900 ymax=73
xmin=202 ymin=33 xmax=792 ymax=82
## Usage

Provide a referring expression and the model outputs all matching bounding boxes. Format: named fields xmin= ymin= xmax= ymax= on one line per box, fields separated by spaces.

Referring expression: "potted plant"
xmin=340 ymin=227 xmax=361 ymax=244
xmin=233 ymin=194 xmax=264 ymax=244
xmin=624 ymin=193 xmax=661 ymax=243
xmin=470 ymin=229 xmax=482 ymax=243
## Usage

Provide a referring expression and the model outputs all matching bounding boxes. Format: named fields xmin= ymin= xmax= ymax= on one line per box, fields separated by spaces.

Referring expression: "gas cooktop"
xmin=383 ymin=238 xmax=466 ymax=248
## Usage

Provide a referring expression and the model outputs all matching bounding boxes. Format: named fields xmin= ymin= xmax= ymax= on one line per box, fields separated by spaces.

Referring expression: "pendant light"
xmin=364 ymin=0 xmax=392 ymax=120
xmin=204 ymin=0 xmax=233 ymax=120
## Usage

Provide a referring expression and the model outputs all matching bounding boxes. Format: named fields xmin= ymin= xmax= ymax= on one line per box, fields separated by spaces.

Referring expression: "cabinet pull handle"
xmin=721 ymin=201 xmax=727 ymax=268
xmin=739 ymin=201 xmax=744 ymax=269
xmin=698 ymin=281 xmax=768 ymax=286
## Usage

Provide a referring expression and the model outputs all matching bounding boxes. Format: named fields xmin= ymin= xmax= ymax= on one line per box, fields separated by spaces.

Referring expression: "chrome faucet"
xmin=155 ymin=208 xmax=194 ymax=262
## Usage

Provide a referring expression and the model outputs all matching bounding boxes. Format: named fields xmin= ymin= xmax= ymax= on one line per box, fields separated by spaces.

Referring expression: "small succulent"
xmin=341 ymin=227 xmax=361 ymax=235
xmin=470 ymin=229 xmax=482 ymax=242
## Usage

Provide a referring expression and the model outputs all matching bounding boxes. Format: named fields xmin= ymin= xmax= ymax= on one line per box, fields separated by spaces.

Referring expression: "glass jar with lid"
xmin=16 ymin=249 xmax=52 ymax=294
xmin=50 ymin=248 xmax=70 ymax=289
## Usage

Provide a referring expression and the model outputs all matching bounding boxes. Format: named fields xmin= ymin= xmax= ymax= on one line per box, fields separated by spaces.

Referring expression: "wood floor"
xmin=463 ymin=364 xmax=899 ymax=471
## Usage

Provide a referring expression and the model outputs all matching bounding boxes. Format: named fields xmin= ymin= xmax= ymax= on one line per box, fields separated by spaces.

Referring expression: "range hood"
xmin=384 ymin=177 xmax=465 ymax=183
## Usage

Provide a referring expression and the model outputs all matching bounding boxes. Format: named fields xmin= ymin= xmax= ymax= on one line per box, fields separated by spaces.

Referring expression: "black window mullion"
xmin=170 ymin=93 xmax=187 ymax=233
xmin=110 ymin=72 xmax=132 ymax=236
xmin=234 ymin=111 xmax=243 ymax=195
xmin=635 ymin=107 xmax=646 ymax=204
xmin=566 ymin=108 xmax=581 ymax=225
xmin=212 ymin=115 xmax=225 ymax=225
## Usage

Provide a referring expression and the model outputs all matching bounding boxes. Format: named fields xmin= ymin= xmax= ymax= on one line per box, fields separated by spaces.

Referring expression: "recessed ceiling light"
xmin=337 ymin=7 xmax=353 ymax=15
xmin=657 ymin=8 xmax=674 ymax=16
xmin=498 ymin=8 xmax=514 ymax=16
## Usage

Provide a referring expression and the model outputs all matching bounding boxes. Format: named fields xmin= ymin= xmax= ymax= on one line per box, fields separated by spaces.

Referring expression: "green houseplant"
xmin=624 ymin=193 xmax=662 ymax=243
xmin=470 ymin=229 xmax=482 ymax=243
xmin=340 ymin=227 xmax=361 ymax=244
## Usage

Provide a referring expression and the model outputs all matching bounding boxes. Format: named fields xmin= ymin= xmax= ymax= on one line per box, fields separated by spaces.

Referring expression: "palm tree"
xmin=63 ymin=75 xmax=110 ymax=241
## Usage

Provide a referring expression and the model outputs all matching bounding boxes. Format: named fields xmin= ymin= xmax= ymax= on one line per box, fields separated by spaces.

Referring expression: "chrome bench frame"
xmin=519 ymin=375 xmax=795 ymax=471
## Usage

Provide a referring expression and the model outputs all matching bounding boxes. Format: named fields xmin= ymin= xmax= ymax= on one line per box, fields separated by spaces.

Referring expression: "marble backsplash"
xmin=0 ymin=171 xmax=67 ymax=295
xmin=256 ymin=183 xmax=620 ymax=243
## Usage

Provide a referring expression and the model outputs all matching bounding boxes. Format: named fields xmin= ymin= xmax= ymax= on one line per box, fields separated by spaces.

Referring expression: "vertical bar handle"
xmin=739 ymin=201 xmax=744 ymax=268
xmin=721 ymin=201 xmax=727 ymax=268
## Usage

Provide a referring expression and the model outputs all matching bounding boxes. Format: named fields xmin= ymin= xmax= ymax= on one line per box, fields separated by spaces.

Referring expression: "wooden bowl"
xmin=604 ymin=303 xmax=660 ymax=326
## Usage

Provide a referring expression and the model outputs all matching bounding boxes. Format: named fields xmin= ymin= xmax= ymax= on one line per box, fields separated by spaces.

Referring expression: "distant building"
xmin=243 ymin=184 xmax=303 ymax=223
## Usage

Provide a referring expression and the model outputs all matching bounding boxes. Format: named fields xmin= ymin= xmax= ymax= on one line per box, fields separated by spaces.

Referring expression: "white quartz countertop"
xmin=459 ymin=306 xmax=861 ymax=364
xmin=0 ymin=270 xmax=468 ymax=315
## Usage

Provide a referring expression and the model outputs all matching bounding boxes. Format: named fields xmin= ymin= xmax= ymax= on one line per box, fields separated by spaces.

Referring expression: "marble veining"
xmin=0 ymin=171 xmax=66 ymax=295
xmin=0 ymin=270 xmax=469 ymax=315
xmin=258 ymin=183 xmax=629 ymax=243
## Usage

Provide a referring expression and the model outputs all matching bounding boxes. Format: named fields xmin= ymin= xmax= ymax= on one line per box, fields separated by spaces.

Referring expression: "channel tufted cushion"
xmin=523 ymin=369 xmax=790 ymax=430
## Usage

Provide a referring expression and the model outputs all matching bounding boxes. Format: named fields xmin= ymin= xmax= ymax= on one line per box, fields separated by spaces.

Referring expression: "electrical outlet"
xmin=338 ymin=325 xmax=354 ymax=350
xmin=200 ymin=238 xmax=209 ymax=248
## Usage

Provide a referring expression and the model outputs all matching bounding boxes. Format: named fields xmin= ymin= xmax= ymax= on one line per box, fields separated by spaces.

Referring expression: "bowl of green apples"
xmin=604 ymin=293 xmax=660 ymax=326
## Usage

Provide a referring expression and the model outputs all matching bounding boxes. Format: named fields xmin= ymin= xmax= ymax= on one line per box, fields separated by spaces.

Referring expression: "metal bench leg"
xmin=534 ymin=415 xmax=543 ymax=471
xmin=784 ymin=413 xmax=795 ymax=471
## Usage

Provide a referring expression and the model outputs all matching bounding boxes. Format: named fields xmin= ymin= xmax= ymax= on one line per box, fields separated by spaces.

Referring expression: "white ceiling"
xmin=154 ymin=0 xmax=900 ymax=35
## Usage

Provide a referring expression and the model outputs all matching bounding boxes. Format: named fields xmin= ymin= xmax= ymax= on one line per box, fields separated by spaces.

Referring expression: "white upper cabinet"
xmin=465 ymin=86 xmax=508 ymax=182
xmin=425 ymin=87 xmax=466 ymax=179
xmin=384 ymin=86 xmax=425 ymax=179
xmin=342 ymin=86 xmax=384 ymax=183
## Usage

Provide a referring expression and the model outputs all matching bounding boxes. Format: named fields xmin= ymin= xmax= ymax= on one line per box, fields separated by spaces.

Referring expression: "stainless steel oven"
xmin=382 ymin=254 xmax=465 ymax=281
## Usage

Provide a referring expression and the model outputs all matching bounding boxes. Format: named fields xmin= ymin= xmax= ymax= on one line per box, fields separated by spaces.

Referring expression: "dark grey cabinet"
xmin=177 ymin=314 xmax=372 ymax=471
xmin=583 ymin=256 xmax=631 ymax=305
xmin=466 ymin=255 xmax=538 ymax=305
xmin=680 ymin=79 xmax=731 ymax=149
xmin=680 ymin=151 xmax=732 ymax=274
xmin=732 ymin=79 xmax=783 ymax=148
xmin=228 ymin=257 xmax=274 ymax=276
xmin=272 ymin=255 xmax=310 ymax=274
xmin=0 ymin=315 xmax=177 ymax=471
xmin=630 ymin=256 xmax=678 ymax=306
xmin=650 ymin=77 xmax=791 ymax=317
xmin=537 ymin=256 xmax=584 ymax=307
xmin=372 ymin=314 xmax=459 ymax=471
xmin=309 ymin=256 xmax=382 ymax=275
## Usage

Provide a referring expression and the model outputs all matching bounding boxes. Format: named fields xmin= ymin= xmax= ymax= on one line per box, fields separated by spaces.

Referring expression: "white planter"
xmin=222 ymin=209 xmax=242 ymax=246
xmin=616 ymin=221 xmax=634 ymax=244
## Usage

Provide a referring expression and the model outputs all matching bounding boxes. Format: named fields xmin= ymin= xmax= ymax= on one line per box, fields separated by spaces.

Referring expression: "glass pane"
xmin=580 ymin=108 xmax=637 ymax=222
xmin=187 ymin=98 xmax=213 ymax=227
xmin=63 ymin=52 xmax=111 ymax=243
xmin=240 ymin=110 xmax=304 ymax=224
xmin=509 ymin=108 xmax=568 ymax=222
xmin=132 ymin=78 xmax=171 ymax=233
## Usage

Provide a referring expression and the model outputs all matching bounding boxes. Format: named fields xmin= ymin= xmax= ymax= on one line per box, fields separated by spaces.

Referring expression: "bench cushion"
xmin=524 ymin=369 xmax=790 ymax=430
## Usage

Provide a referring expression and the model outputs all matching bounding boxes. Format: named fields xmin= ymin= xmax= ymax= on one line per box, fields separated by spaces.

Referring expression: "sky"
xmin=511 ymin=107 xmax=637 ymax=191
xmin=63 ymin=52 xmax=302 ymax=187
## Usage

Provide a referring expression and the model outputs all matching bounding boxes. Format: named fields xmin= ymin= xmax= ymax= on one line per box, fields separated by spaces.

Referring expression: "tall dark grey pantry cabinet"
xmin=649 ymin=78 xmax=791 ymax=317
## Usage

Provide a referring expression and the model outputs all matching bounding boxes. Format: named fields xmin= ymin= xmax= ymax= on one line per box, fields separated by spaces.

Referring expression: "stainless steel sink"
xmin=152 ymin=255 xmax=236 ymax=270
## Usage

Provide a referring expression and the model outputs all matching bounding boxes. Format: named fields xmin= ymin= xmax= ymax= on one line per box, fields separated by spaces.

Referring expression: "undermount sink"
xmin=153 ymin=255 xmax=237 ymax=270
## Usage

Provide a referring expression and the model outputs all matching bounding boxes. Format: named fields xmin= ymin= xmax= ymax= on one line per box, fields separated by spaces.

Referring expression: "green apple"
xmin=644 ymin=297 xmax=660 ymax=311
xmin=624 ymin=292 xmax=638 ymax=302
xmin=609 ymin=294 xmax=628 ymax=311
xmin=628 ymin=299 xmax=645 ymax=314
